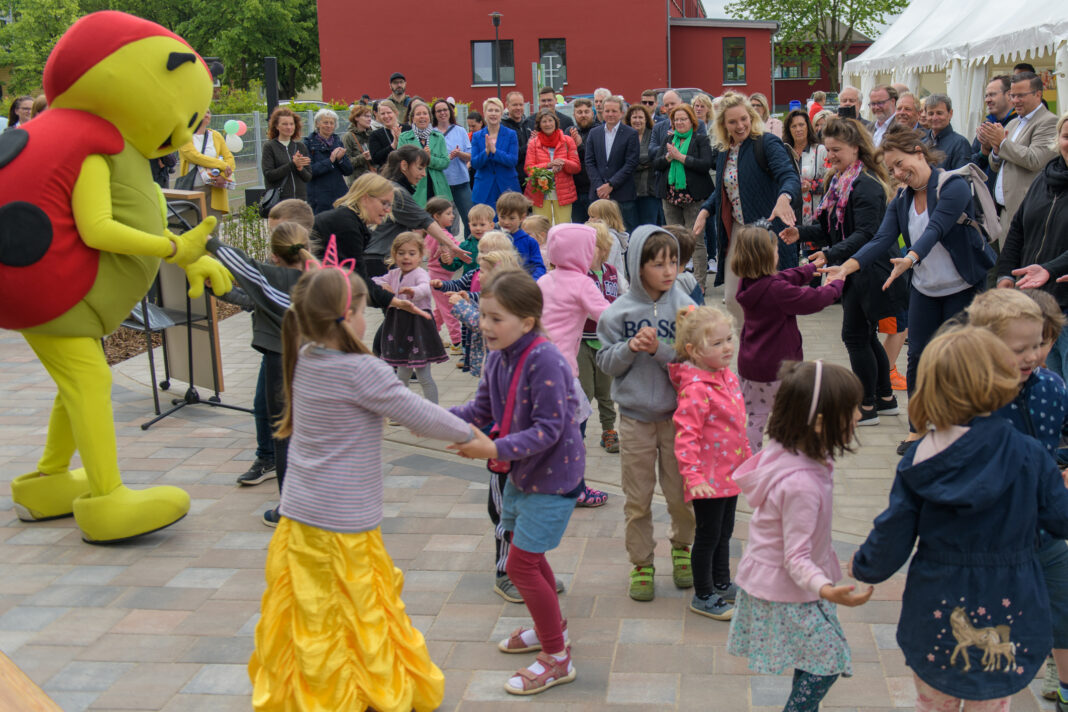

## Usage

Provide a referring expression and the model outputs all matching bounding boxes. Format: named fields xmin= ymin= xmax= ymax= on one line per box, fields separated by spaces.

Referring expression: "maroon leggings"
xmin=505 ymin=544 xmax=566 ymax=653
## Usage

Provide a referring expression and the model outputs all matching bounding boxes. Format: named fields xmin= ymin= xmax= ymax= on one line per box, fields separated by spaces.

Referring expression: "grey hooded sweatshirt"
xmin=595 ymin=225 xmax=696 ymax=422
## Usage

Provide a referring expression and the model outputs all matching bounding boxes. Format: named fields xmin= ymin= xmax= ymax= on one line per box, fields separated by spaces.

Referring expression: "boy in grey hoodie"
xmin=596 ymin=226 xmax=697 ymax=602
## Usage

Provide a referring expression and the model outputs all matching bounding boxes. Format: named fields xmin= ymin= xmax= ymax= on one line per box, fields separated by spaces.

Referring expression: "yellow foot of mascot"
xmin=0 ymin=11 xmax=231 ymax=544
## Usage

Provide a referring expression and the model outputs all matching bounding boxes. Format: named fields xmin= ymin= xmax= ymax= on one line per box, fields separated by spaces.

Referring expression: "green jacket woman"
xmin=396 ymin=101 xmax=453 ymax=206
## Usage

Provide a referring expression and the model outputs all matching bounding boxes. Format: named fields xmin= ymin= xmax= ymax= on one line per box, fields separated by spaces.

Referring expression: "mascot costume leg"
xmin=0 ymin=11 xmax=233 ymax=543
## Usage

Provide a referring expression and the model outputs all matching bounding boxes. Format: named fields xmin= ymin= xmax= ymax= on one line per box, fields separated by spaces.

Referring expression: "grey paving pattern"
xmin=0 ymin=282 xmax=1053 ymax=711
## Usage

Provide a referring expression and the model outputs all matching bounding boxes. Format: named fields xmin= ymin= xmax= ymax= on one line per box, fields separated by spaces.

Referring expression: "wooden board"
xmin=0 ymin=650 xmax=61 ymax=711
xmin=158 ymin=261 xmax=225 ymax=392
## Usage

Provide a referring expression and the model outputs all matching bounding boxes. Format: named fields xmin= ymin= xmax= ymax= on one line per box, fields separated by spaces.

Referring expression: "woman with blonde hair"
xmin=749 ymin=93 xmax=782 ymax=138
xmin=691 ymin=94 xmax=714 ymax=127
xmin=693 ymin=92 xmax=801 ymax=323
xmin=471 ymin=97 xmax=520 ymax=207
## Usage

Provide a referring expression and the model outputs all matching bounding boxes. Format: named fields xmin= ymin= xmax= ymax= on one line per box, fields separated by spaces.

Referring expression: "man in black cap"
xmin=384 ymin=72 xmax=411 ymax=123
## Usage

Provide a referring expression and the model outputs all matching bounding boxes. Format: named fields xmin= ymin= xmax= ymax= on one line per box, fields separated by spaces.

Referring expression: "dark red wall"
xmin=317 ymin=0 xmax=671 ymax=106
xmin=669 ymin=25 xmax=775 ymax=98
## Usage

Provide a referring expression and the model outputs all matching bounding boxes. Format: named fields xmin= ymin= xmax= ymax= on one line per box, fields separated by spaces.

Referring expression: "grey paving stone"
xmin=45 ymin=661 xmax=134 ymax=692
xmin=6 ymin=528 xmax=71 ymax=545
xmin=24 ymin=585 xmax=123 ymax=608
xmin=48 ymin=691 xmax=100 ymax=712
xmin=750 ymin=674 xmax=793 ymax=706
xmin=619 ymin=618 xmax=684 ymax=645
xmin=0 ymin=605 xmax=71 ymax=631
xmin=212 ymin=532 xmax=273 ymax=550
xmin=165 ymin=567 xmax=238 ymax=589
xmin=55 ymin=565 xmax=127 ymax=586
xmin=180 ymin=636 xmax=255 ymax=664
xmin=871 ymin=622 xmax=902 ymax=650
xmin=181 ymin=664 xmax=254 ymax=695
xmin=605 ymin=672 xmax=679 ymax=705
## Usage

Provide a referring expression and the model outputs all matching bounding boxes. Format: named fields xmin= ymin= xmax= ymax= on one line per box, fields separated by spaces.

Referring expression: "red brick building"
xmin=317 ymin=0 xmax=778 ymax=107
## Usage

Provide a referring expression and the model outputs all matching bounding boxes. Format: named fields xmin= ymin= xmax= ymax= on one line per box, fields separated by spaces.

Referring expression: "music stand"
xmin=138 ymin=200 xmax=253 ymax=430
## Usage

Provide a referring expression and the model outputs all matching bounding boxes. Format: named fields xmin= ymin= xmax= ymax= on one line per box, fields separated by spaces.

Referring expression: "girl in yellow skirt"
xmin=248 ymin=253 xmax=492 ymax=712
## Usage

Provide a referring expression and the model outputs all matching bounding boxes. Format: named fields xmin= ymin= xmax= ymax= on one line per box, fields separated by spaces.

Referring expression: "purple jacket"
xmin=450 ymin=330 xmax=584 ymax=495
xmin=735 ymin=263 xmax=842 ymax=382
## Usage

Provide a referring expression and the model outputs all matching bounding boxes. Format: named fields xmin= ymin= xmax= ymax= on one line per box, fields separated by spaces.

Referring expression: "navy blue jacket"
xmin=306 ymin=132 xmax=354 ymax=214
xmin=852 ymin=169 xmax=996 ymax=288
xmin=704 ymin=132 xmax=801 ymax=282
xmin=970 ymin=111 xmax=1016 ymax=194
xmin=584 ymin=123 xmax=640 ymax=202
xmin=852 ymin=415 xmax=1068 ymax=700
xmin=471 ymin=126 xmax=521 ymax=207
xmin=923 ymin=124 xmax=972 ymax=171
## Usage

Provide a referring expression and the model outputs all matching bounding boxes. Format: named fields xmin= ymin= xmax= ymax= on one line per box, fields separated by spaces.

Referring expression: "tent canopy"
xmin=843 ymin=0 xmax=1068 ymax=75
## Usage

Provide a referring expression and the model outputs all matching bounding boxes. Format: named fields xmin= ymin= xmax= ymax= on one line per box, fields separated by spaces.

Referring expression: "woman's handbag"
xmin=174 ymin=132 xmax=211 ymax=190
xmin=486 ymin=336 xmax=547 ymax=474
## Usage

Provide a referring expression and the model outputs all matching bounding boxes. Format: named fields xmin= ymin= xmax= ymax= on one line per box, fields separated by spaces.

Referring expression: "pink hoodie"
xmin=537 ymin=224 xmax=610 ymax=376
xmin=733 ymin=440 xmax=841 ymax=602
xmin=668 ymin=361 xmax=749 ymax=501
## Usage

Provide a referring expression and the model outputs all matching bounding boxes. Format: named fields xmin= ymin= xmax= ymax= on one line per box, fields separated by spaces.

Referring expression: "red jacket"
xmin=524 ymin=131 xmax=580 ymax=207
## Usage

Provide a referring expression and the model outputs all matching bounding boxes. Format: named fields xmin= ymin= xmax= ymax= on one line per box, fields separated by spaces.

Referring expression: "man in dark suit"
xmin=503 ymin=91 xmax=532 ymax=190
xmin=584 ymin=95 xmax=639 ymax=230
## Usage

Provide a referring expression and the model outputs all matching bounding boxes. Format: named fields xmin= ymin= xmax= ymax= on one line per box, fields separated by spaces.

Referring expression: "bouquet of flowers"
xmin=525 ymin=165 xmax=556 ymax=196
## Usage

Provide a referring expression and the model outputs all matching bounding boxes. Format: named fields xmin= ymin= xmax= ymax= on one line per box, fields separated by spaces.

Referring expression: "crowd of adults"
xmin=140 ymin=65 xmax=1067 ymax=456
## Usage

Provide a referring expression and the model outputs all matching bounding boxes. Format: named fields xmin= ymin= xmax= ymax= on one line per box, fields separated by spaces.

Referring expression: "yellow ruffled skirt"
xmin=248 ymin=518 xmax=444 ymax=712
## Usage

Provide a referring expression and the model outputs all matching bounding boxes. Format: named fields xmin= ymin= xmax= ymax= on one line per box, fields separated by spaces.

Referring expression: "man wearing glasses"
xmin=980 ymin=71 xmax=1058 ymax=241
xmin=640 ymin=89 xmax=663 ymax=122
xmin=867 ymin=85 xmax=897 ymax=146
xmin=970 ymin=75 xmax=1015 ymax=194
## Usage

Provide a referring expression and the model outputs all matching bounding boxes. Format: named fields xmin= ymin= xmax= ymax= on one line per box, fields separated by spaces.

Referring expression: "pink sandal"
xmin=576 ymin=485 xmax=607 ymax=508
xmin=504 ymin=651 xmax=576 ymax=695
xmin=498 ymin=619 xmax=569 ymax=653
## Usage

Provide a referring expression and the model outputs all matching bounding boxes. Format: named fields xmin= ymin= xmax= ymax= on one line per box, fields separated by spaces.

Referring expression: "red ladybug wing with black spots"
xmin=0 ymin=108 xmax=124 ymax=330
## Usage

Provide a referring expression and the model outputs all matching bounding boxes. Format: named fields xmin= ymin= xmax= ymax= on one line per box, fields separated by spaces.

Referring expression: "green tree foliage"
xmin=0 ymin=0 xmax=81 ymax=96
xmin=725 ymin=0 xmax=907 ymax=90
xmin=3 ymin=0 xmax=320 ymax=100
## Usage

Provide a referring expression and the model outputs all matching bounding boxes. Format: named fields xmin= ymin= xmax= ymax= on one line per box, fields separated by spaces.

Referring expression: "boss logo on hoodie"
xmin=622 ymin=318 xmax=676 ymax=341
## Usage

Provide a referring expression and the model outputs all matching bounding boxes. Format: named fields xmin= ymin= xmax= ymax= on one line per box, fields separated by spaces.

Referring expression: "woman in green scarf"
xmin=654 ymin=104 xmax=714 ymax=272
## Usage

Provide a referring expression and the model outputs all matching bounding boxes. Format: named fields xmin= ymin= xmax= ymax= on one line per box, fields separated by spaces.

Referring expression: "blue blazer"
xmin=471 ymin=126 xmax=520 ymax=207
xmin=584 ymin=123 xmax=640 ymax=202
xmin=853 ymin=169 xmax=996 ymax=287
xmin=704 ymin=132 xmax=801 ymax=281
xmin=852 ymin=415 xmax=1068 ymax=700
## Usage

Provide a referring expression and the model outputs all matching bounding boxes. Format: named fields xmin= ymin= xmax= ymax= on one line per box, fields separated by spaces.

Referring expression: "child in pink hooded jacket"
xmin=669 ymin=305 xmax=751 ymax=622
xmin=537 ymin=222 xmax=611 ymax=507
xmin=727 ymin=360 xmax=871 ymax=712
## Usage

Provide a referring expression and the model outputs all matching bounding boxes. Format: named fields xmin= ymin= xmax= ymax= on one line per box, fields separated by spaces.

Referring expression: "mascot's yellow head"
xmin=44 ymin=11 xmax=214 ymax=159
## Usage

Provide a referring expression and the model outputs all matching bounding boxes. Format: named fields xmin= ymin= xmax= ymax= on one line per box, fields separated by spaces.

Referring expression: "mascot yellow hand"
xmin=185 ymin=255 xmax=233 ymax=298
xmin=164 ymin=216 xmax=217 ymax=267
xmin=3 ymin=11 xmax=218 ymax=543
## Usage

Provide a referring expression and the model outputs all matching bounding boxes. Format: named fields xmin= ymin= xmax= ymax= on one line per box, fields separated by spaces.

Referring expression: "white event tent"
xmin=842 ymin=0 xmax=1068 ymax=137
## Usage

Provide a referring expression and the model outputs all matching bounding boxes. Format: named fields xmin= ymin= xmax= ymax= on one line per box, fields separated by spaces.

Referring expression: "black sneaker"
xmin=857 ymin=404 xmax=879 ymax=426
xmin=263 ymin=507 xmax=280 ymax=528
xmin=237 ymin=458 xmax=276 ymax=486
xmin=876 ymin=396 xmax=900 ymax=415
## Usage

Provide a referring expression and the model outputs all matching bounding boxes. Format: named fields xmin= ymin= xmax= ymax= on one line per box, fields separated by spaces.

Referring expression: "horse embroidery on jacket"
xmin=949 ymin=607 xmax=1013 ymax=672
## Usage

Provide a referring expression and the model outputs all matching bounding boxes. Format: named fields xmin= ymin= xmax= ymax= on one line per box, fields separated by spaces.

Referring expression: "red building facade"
xmin=317 ymin=0 xmax=777 ymax=107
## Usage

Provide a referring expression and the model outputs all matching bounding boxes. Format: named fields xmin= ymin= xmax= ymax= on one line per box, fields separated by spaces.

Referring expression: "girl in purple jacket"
xmin=450 ymin=269 xmax=585 ymax=697
xmin=732 ymin=223 xmax=844 ymax=452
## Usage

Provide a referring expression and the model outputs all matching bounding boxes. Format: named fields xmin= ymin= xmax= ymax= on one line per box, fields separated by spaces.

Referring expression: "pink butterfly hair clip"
xmin=306 ymin=234 xmax=357 ymax=322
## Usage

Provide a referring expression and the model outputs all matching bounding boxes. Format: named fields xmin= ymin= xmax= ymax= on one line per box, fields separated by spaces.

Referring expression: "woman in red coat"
xmin=524 ymin=108 xmax=580 ymax=225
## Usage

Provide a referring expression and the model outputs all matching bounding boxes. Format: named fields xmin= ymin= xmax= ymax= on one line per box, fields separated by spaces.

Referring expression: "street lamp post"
xmin=490 ymin=12 xmax=502 ymax=99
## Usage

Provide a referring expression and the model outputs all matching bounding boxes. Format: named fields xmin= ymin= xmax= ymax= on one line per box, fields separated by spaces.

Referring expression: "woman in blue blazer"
xmin=470 ymin=97 xmax=520 ymax=208
xmin=823 ymin=125 xmax=996 ymax=451
xmin=694 ymin=92 xmax=800 ymax=322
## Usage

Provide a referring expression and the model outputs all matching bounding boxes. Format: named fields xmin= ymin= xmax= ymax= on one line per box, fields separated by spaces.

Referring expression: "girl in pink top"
xmin=727 ymin=360 xmax=872 ymax=712
xmin=373 ymin=232 xmax=447 ymax=402
xmin=423 ymin=197 xmax=463 ymax=349
xmin=669 ymin=306 xmax=751 ymax=622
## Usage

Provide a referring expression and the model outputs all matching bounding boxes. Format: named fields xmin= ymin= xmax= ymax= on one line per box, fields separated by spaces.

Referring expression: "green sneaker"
xmin=672 ymin=546 xmax=693 ymax=589
xmin=629 ymin=565 xmax=655 ymax=601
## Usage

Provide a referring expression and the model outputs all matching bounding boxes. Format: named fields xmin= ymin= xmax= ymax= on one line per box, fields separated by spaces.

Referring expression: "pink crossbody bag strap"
xmin=487 ymin=336 xmax=547 ymax=473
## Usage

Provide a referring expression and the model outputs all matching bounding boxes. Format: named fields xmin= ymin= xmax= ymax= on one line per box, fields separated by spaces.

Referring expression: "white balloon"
xmin=225 ymin=134 xmax=243 ymax=153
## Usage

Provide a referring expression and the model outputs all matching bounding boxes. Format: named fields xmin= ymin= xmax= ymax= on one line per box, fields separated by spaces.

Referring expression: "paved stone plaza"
xmin=0 ymin=284 xmax=1054 ymax=711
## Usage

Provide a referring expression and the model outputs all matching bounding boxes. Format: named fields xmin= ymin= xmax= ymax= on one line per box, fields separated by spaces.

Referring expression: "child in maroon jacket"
xmin=732 ymin=224 xmax=844 ymax=452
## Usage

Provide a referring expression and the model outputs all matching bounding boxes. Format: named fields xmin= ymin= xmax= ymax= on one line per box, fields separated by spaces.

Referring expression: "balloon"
xmin=223 ymin=119 xmax=240 ymax=135
xmin=225 ymin=134 xmax=243 ymax=153
xmin=236 ymin=120 xmax=248 ymax=137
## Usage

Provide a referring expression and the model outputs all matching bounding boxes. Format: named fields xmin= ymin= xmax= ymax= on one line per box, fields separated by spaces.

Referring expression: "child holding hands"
xmin=449 ymin=269 xmax=585 ymax=696
xmin=670 ymin=306 xmax=752 ymax=620
xmin=728 ymin=360 xmax=870 ymax=711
